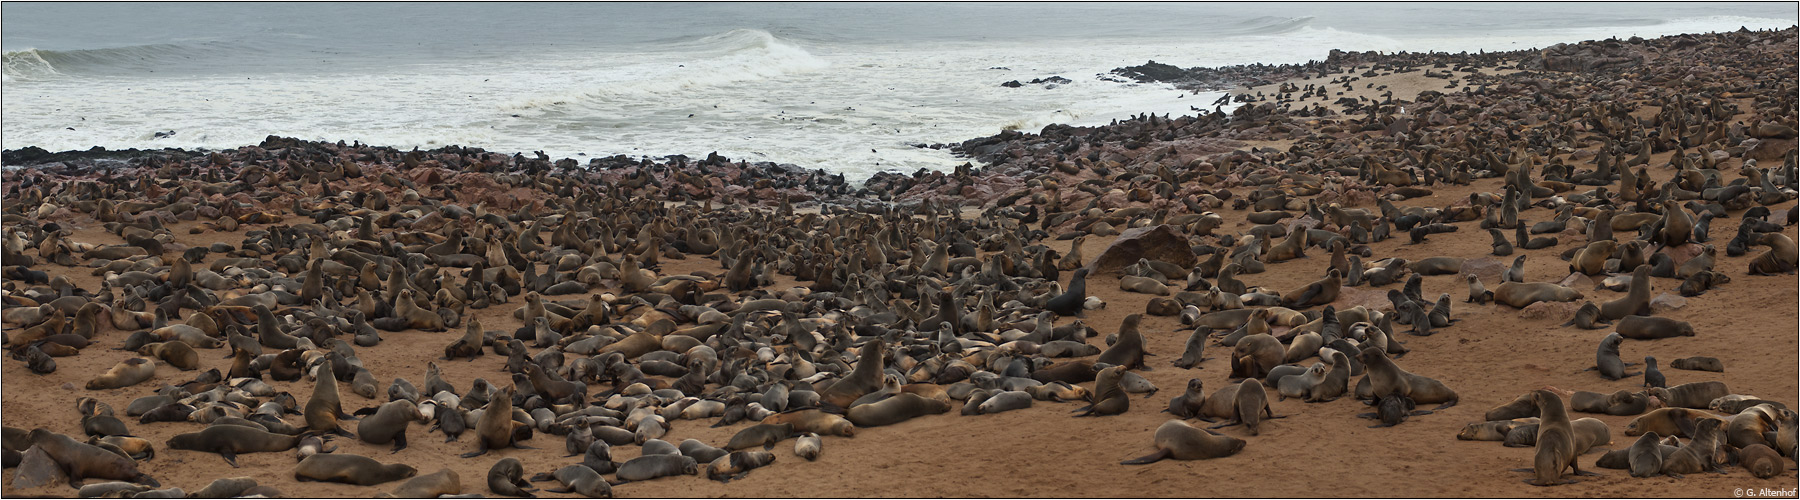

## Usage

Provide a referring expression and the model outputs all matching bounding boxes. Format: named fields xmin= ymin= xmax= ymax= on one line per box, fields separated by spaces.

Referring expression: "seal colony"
xmin=2 ymin=27 xmax=1797 ymax=497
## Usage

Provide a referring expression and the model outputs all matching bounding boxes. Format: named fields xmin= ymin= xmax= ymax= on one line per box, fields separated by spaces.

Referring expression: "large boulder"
xmin=1085 ymin=224 xmax=1194 ymax=275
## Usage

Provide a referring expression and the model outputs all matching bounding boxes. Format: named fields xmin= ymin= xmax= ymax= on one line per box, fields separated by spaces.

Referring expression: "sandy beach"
xmin=3 ymin=26 xmax=1798 ymax=498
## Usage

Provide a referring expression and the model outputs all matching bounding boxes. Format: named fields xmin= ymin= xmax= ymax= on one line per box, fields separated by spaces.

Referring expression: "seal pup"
xmin=1586 ymin=332 xmax=1640 ymax=380
xmin=486 ymin=457 xmax=536 ymax=497
xmin=1559 ymin=302 xmax=1608 ymax=329
xmin=1072 ymin=365 xmax=1130 ymax=417
xmin=794 ymin=432 xmax=821 ymax=461
xmin=385 ymin=469 xmax=462 ymax=498
xmin=1642 ymin=356 xmax=1665 ymax=388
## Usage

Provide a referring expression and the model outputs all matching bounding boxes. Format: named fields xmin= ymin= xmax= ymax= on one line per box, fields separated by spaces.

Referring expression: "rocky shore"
xmin=3 ymin=27 xmax=1796 ymax=498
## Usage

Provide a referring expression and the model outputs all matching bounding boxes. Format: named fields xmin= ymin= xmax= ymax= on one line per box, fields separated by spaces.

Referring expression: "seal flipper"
xmin=391 ymin=432 xmax=408 ymax=453
xmin=1119 ymin=448 xmax=1172 ymax=465
xmin=220 ymin=450 xmax=239 ymax=467
xmin=460 ymin=441 xmax=488 ymax=459
xmin=1431 ymin=400 xmax=1458 ymax=411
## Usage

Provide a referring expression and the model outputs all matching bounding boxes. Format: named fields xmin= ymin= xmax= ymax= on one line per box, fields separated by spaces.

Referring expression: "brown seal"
xmin=1615 ymin=315 xmax=1696 ymax=339
xmin=486 ymin=457 xmax=536 ymax=497
xmin=1457 ymin=418 xmax=1539 ymax=441
xmin=1559 ymin=301 xmax=1608 ymax=329
xmin=760 ymin=409 xmax=855 ymax=437
xmin=1096 ymin=314 xmax=1148 ymax=370
xmin=356 ymin=400 xmax=427 ymax=453
xmin=1492 ymin=282 xmax=1583 ymax=308
xmin=614 ymin=453 xmax=700 ymax=483
xmin=725 ymin=423 xmax=795 ymax=451
xmin=530 ymin=464 xmax=612 ymax=497
xmin=1165 ymin=379 xmax=1207 ymax=419
xmin=1625 ymin=408 xmax=1725 ymax=438
xmin=86 ymin=357 xmax=156 ymax=390
xmin=383 ymin=468 xmax=461 ymax=497
xmin=1355 ymin=346 xmax=1458 ymax=409
xmin=1596 ymin=265 xmax=1653 ymax=321
xmin=847 ymin=393 xmax=951 ymax=426
xmin=1660 ymin=418 xmax=1727 ymax=475
xmin=1279 ymin=269 xmax=1342 ymax=309
xmin=26 ymin=429 xmax=159 ymax=487
xmin=89 ymin=436 xmax=152 ymax=461
xmin=1648 ymin=381 xmax=1729 ymax=409
xmin=138 ymin=342 xmax=200 ymax=371
xmin=463 ymin=386 xmax=531 ymax=457
xmin=1669 ymin=356 xmax=1724 ymax=372
xmin=305 ymin=360 xmax=353 ymax=437
xmin=1465 ymin=274 xmax=1493 ymax=305
xmin=1119 ymin=420 xmax=1247 ymax=464
xmin=165 ymin=425 xmax=301 ymax=467
xmin=443 ymin=318 xmax=485 ymax=361
xmin=1567 ymin=241 xmax=1617 ymax=276
xmin=294 ymin=453 xmax=419 ymax=485
xmin=1520 ymin=389 xmax=1591 ymax=486
xmin=1072 ymin=365 xmax=1129 ymax=417
xmin=1207 ymin=377 xmax=1281 ymax=435
xmin=704 ymin=450 xmax=777 ymax=482
xmin=794 ymin=432 xmax=822 ymax=461
xmin=818 ymin=339 xmax=886 ymax=407
xmin=1739 ymin=443 xmax=1785 ymax=479
xmin=1230 ymin=333 xmax=1283 ymax=380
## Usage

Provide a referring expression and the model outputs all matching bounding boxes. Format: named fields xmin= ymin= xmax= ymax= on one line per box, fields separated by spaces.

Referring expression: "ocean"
xmin=3 ymin=2 xmax=1793 ymax=180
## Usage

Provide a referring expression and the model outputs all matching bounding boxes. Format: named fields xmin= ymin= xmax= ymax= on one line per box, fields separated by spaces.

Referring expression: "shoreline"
xmin=4 ymin=26 xmax=1798 ymax=498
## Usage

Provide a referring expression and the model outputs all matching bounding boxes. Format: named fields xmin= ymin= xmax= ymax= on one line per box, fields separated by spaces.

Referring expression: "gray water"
xmin=4 ymin=2 xmax=1793 ymax=178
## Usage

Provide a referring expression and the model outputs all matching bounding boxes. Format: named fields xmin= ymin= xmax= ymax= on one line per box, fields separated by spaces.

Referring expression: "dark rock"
xmin=1086 ymin=224 xmax=1195 ymax=274
xmin=1000 ymin=80 xmax=1023 ymax=88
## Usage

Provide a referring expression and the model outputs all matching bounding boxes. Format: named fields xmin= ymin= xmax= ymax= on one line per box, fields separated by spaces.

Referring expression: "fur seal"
xmin=486 ymin=457 xmax=536 ymax=497
xmin=305 ymin=360 xmax=353 ymax=437
xmin=356 ymin=400 xmax=427 ymax=453
xmin=760 ymin=409 xmax=856 ymax=437
xmin=1559 ymin=301 xmax=1608 ymax=329
xmin=1072 ymin=365 xmax=1129 ymax=417
xmin=1660 ymin=419 xmax=1727 ymax=476
xmin=1739 ymin=443 xmax=1785 ymax=479
xmin=25 ymin=429 xmax=159 ymax=487
xmin=1596 ymin=265 xmax=1653 ymax=321
xmin=463 ymin=386 xmax=531 ymax=457
xmin=1492 ymin=282 xmax=1583 ymax=308
xmin=1642 ymin=356 xmax=1664 ymax=388
xmin=704 ymin=450 xmax=776 ymax=482
xmin=1119 ymin=420 xmax=1246 ymax=464
xmin=725 ymin=423 xmax=795 ymax=451
xmin=818 ymin=340 xmax=886 ymax=407
xmin=1457 ymin=418 xmax=1538 ymax=441
xmin=847 ymin=393 xmax=950 ymax=426
xmin=1165 ymin=379 xmax=1207 ymax=419
xmin=1568 ymin=241 xmax=1617 ymax=276
xmin=1208 ymin=377 xmax=1280 ymax=435
xmin=1648 ymin=381 xmax=1731 ymax=409
xmin=86 ymin=357 xmax=156 ymax=390
xmin=1589 ymin=332 xmax=1640 ymax=380
xmin=165 ymin=425 xmax=300 ymax=467
xmin=385 ymin=469 xmax=462 ymax=498
xmin=1465 ymin=274 xmax=1493 ymax=305
xmin=1521 ymin=389 xmax=1591 ymax=486
xmin=614 ymin=454 xmax=698 ymax=483
xmin=1230 ymin=333 xmax=1283 ymax=380
xmin=1356 ymin=347 xmax=1457 ymax=409
xmin=1172 ymin=327 xmax=1210 ymax=369
xmin=794 ymin=432 xmax=821 ymax=461
xmin=1626 ymin=408 xmax=1725 ymax=438
xmin=295 ymin=453 xmax=419 ymax=485
xmin=1615 ymin=315 xmax=1696 ymax=339
xmin=139 ymin=341 xmax=200 ymax=371
xmin=1096 ymin=314 xmax=1148 ymax=370
xmin=1669 ymin=356 xmax=1723 ymax=372
xmin=530 ymin=464 xmax=612 ymax=498
xmin=1624 ymin=432 xmax=1668 ymax=477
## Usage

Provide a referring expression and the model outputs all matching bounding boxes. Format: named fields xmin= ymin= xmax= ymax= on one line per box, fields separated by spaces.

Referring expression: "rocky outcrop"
xmin=1085 ymin=224 xmax=1196 ymax=274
